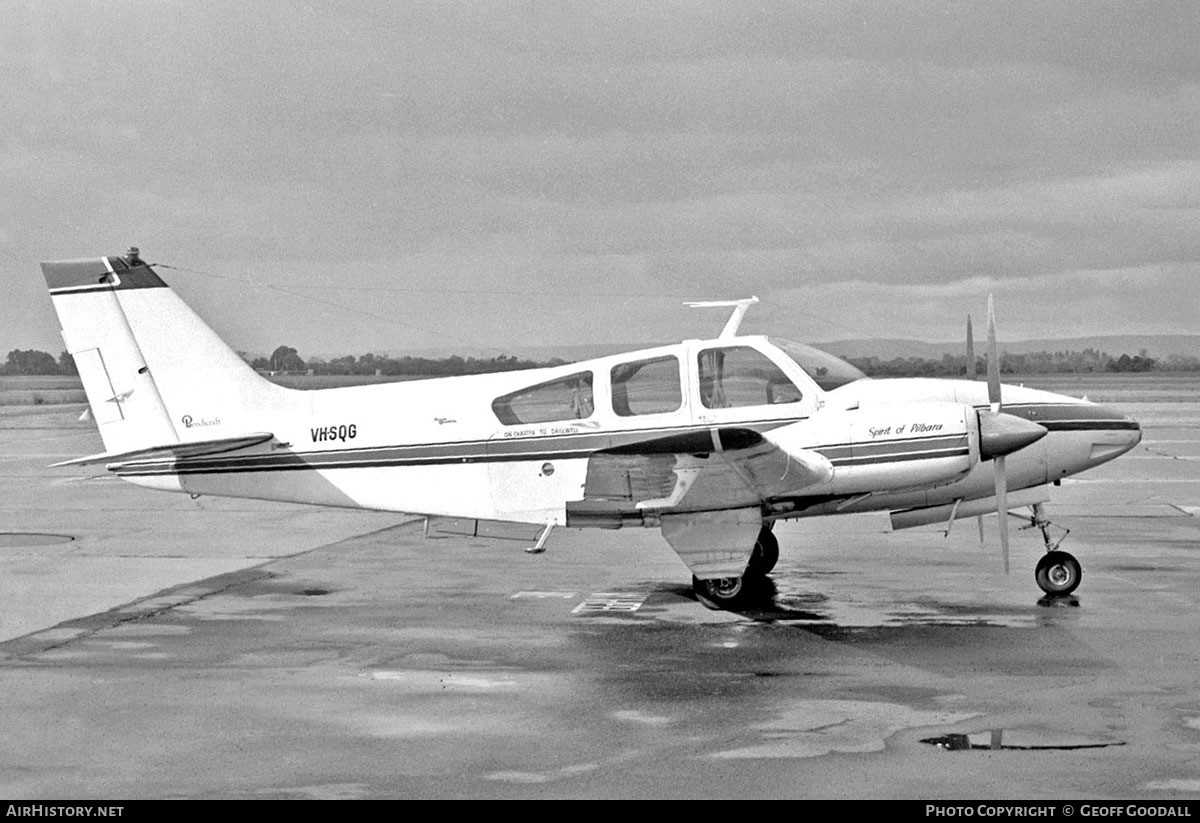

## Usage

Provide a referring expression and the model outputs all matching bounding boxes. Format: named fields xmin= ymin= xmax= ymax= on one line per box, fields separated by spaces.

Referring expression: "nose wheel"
xmin=1035 ymin=551 xmax=1082 ymax=596
xmin=1022 ymin=503 xmax=1081 ymax=596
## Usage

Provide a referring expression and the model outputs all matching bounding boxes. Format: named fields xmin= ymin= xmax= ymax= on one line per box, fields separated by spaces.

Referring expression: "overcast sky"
xmin=5 ymin=1 xmax=1200 ymax=358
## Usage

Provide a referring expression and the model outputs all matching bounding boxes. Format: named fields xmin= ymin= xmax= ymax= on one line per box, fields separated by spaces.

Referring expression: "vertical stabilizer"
xmin=41 ymin=249 xmax=291 ymax=455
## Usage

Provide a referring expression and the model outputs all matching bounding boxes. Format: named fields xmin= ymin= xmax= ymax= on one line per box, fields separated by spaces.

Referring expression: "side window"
xmin=492 ymin=372 xmax=594 ymax=425
xmin=611 ymin=356 xmax=682 ymax=417
xmin=698 ymin=346 xmax=803 ymax=409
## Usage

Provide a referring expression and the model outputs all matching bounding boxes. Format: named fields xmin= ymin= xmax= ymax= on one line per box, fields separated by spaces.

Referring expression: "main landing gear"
xmin=1021 ymin=503 xmax=1081 ymax=596
xmin=692 ymin=526 xmax=777 ymax=609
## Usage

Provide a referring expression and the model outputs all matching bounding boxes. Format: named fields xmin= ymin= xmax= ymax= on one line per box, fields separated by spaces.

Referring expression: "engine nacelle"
xmin=768 ymin=401 xmax=978 ymax=495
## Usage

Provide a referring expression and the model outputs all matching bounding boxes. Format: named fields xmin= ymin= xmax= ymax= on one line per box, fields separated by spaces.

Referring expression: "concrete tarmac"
xmin=1 ymin=390 xmax=1199 ymax=800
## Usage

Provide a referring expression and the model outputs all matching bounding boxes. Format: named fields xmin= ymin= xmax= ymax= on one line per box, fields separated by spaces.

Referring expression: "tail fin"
xmin=42 ymin=248 xmax=288 ymax=456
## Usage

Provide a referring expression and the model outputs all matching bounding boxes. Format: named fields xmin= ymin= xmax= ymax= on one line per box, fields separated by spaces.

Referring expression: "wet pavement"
xmin=1 ymin=386 xmax=1199 ymax=799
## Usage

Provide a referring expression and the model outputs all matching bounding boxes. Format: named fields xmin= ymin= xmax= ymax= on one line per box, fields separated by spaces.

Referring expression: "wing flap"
xmin=580 ymin=427 xmax=831 ymax=512
xmin=51 ymin=432 xmax=276 ymax=468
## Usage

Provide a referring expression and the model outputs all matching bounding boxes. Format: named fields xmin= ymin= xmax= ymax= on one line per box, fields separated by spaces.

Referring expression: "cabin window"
xmin=697 ymin=346 xmax=803 ymax=409
xmin=492 ymin=372 xmax=594 ymax=425
xmin=768 ymin=337 xmax=867 ymax=391
xmin=611 ymin=356 xmax=682 ymax=417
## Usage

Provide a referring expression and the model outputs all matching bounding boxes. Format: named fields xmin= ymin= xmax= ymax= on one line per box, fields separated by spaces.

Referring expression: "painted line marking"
xmin=511 ymin=591 xmax=577 ymax=600
xmin=572 ymin=592 xmax=646 ymax=614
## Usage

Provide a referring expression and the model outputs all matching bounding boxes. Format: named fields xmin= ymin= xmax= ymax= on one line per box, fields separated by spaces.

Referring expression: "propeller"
xmin=986 ymin=296 xmax=1002 ymax=411
xmin=966 ymin=313 xmax=976 ymax=381
xmin=986 ymin=295 xmax=1009 ymax=573
xmin=969 ymin=300 xmax=1046 ymax=566
xmin=966 ymin=313 xmax=984 ymax=542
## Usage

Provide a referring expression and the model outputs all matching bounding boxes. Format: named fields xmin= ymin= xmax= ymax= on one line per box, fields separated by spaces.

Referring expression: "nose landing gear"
xmin=1021 ymin=503 xmax=1081 ymax=596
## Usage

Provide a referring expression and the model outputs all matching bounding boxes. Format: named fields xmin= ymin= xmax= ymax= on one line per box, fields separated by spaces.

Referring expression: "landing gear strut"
xmin=693 ymin=526 xmax=777 ymax=609
xmin=1022 ymin=503 xmax=1081 ymax=596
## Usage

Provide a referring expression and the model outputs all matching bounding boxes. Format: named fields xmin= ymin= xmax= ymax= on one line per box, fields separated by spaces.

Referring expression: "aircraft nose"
xmin=977 ymin=410 xmax=1048 ymax=460
xmin=1127 ymin=414 xmax=1142 ymax=444
xmin=1086 ymin=405 xmax=1142 ymax=463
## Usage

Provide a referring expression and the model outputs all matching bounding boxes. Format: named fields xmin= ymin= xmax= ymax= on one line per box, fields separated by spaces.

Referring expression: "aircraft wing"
xmin=579 ymin=427 xmax=832 ymax=513
xmin=51 ymin=432 xmax=276 ymax=468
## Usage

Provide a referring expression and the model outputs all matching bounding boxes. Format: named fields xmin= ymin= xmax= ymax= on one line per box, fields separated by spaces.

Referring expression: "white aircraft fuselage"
xmin=42 ymin=252 xmax=1142 ymax=606
xmin=118 ymin=351 xmax=1137 ymax=524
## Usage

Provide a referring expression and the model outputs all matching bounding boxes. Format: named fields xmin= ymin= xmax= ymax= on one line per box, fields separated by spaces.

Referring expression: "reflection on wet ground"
xmin=922 ymin=730 xmax=1125 ymax=751
xmin=682 ymin=576 xmax=1084 ymax=629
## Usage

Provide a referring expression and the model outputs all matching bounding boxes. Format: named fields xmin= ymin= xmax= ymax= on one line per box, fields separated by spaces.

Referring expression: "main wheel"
xmin=1035 ymin=551 xmax=1082 ymax=596
xmin=693 ymin=575 xmax=748 ymax=610
xmin=745 ymin=528 xmax=779 ymax=578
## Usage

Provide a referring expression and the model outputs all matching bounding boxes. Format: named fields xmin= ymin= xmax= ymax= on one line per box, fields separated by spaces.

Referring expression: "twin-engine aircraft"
xmin=43 ymin=249 xmax=1142 ymax=608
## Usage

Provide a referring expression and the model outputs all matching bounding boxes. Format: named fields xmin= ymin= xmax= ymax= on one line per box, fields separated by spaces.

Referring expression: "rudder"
xmin=42 ymin=248 xmax=290 ymax=456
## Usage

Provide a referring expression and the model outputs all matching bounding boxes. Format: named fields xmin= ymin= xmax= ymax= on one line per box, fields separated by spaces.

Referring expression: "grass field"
xmin=0 ymin=375 xmax=86 ymax=406
xmin=0 ymin=373 xmax=426 ymax=407
xmin=996 ymin=371 xmax=1200 ymax=404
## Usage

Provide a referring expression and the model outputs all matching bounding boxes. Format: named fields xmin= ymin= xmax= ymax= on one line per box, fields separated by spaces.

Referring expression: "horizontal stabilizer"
xmin=51 ymin=432 xmax=276 ymax=468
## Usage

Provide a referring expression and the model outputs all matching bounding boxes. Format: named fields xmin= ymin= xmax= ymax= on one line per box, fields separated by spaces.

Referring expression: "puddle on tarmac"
xmin=0 ymin=532 xmax=75 ymax=548
xmin=923 ymin=729 xmax=1124 ymax=751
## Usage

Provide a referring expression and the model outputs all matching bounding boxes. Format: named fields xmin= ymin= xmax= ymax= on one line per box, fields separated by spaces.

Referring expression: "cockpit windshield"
xmin=768 ymin=337 xmax=868 ymax=391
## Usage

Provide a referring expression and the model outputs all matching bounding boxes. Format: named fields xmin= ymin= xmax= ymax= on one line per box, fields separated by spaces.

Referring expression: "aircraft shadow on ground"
xmin=658 ymin=578 xmax=1082 ymax=626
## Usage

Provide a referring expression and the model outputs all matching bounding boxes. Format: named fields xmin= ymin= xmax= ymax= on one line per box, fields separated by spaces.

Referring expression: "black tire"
xmin=1035 ymin=551 xmax=1082 ymax=596
xmin=693 ymin=575 xmax=749 ymax=610
xmin=745 ymin=528 xmax=779 ymax=578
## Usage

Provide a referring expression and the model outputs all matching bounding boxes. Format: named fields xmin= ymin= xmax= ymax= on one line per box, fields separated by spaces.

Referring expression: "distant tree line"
xmin=1 ymin=350 xmax=77 ymax=376
xmin=254 ymin=345 xmax=1189 ymax=377
xmin=244 ymin=345 xmax=568 ymax=377
xmin=845 ymin=349 xmax=1185 ymax=377
xmin=4 ymin=345 xmax=1198 ymax=378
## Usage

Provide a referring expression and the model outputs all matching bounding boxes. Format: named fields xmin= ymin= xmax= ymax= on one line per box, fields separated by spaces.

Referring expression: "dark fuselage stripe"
xmin=114 ymin=429 xmax=971 ymax=477
xmin=113 ymin=405 xmax=1134 ymax=478
xmin=829 ymin=447 xmax=970 ymax=467
xmin=117 ymin=446 xmax=974 ymax=476
xmin=982 ymin=403 xmax=1139 ymax=431
xmin=816 ymin=434 xmax=968 ymax=459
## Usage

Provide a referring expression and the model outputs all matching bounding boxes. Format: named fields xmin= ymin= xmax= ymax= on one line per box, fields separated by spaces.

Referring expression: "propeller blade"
xmin=986 ymin=294 xmax=1001 ymax=410
xmin=994 ymin=454 xmax=1010 ymax=574
xmin=988 ymin=295 xmax=1010 ymax=573
xmin=970 ymin=311 xmax=982 ymax=543
xmin=966 ymin=314 xmax=976 ymax=380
